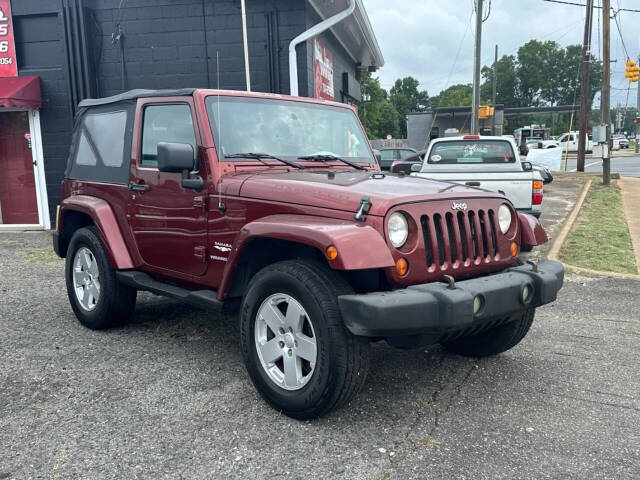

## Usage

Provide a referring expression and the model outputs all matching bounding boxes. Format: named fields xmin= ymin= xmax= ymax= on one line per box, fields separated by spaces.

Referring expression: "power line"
xmin=541 ymin=0 xmax=640 ymax=12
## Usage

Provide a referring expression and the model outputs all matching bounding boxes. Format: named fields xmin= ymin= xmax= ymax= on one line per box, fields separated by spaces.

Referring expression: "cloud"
xmin=363 ymin=0 xmax=639 ymax=105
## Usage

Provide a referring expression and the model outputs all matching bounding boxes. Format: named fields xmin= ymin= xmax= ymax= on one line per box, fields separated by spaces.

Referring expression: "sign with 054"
xmin=0 ymin=0 xmax=17 ymax=77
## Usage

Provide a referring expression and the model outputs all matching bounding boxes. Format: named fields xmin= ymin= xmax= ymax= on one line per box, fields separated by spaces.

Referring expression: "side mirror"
xmin=373 ymin=149 xmax=382 ymax=164
xmin=157 ymin=142 xmax=203 ymax=191
xmin=411 ymin=163 xmax=422 ymax=173
xmin=521 ymin=161 xmax=533 ymax=172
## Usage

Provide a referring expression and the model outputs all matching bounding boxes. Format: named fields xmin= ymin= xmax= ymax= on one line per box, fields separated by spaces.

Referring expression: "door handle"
xmin=128 ymin=182 xmax=150 ymax=192
xmin=465 ymin=181 xmax=481 ymax=186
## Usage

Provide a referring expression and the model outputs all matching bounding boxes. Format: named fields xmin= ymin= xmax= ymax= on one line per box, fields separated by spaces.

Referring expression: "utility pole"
xmin=636 ymin=55 xmax=640 ymax=154
xmin=602 ymin=0 xmax=611 ymax=185
xmin=491 ymin=45 xmax=498 ymax=135
xmin=577 ymin=0 xmax=593 ymax=172
xmin=471 ymin=0 xmax=484 ymax=135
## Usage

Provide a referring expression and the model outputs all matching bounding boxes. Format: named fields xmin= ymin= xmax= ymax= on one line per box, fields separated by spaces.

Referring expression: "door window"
xmin=380 ymin=150 xmax=396 ymax=161
xmin=141 ymin=104 xmax=197 ymax=167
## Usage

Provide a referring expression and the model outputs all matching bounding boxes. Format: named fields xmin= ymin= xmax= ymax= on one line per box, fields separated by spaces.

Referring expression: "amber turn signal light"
xmin=510 ymin=242 xmax=518 ymax=257
xmin=533 ymin=180 xmax=544 ymax=190
xmin=396 ymin=258 xmax=409 ymax=276
xmin=325 ymin=245 xmax=338 ymax=260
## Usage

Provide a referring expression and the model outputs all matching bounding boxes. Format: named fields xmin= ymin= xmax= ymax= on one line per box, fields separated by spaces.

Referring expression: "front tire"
xmin=65 ymin=226 xmax=137 ymax=330
xmin=441 ymin=308 xmax=535 ymax=357
xmin=240 ymin=260 xmax=370 ymax=420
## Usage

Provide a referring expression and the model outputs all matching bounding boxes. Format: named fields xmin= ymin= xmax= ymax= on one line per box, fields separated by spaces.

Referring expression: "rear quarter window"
xmin=75 ymin=111 xmax=127 ymax=167
xmin=428 ymin=140 xmax=515 ymax=164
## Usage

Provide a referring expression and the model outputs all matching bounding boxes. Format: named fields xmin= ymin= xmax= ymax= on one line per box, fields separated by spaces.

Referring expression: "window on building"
xmin=141 ymin=104 xmax=197 ymax=167
xmin=75 ymin=111 xmax=127 ymax=167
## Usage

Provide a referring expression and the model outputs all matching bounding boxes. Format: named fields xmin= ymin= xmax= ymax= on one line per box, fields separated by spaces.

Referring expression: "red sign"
xmin=314 ymin=38 xmax=333 ymax=101
xmin=0 ymin=0 xmax=17 ymax=77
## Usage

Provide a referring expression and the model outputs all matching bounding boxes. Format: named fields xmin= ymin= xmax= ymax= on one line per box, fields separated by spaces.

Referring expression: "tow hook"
xmin=441 ymin=275 xmax=456 ymax=290
xmin=354 ymin=196 xmax=372 ymax=222
xmin=526 ymin=260 xmax=538 ymax=273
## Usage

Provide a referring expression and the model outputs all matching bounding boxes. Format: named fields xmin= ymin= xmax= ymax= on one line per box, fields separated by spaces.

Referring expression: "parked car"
xmin=557 ymin=131 xmax=593 ymax=153
xmin=389 ymin=150 xmax=425 ymax=174
xmin=524 ymin=136 xmax=559 ymax=153
xmin=52 ymin=89 xmax=562 ymax=419
xmin=612 ymin=134 xmax=629 ymax=150
xmin=532 ymin=164 xmax=553 ymax=184
xmin=410 ymin=135 xmax=545 ymax=220
xmin=377 ymin=147 xmax=418 ymax=170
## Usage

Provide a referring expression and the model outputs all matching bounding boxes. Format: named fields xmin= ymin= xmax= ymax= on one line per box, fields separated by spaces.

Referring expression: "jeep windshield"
xmin=205 ymin=96 xmax=374 ymax=164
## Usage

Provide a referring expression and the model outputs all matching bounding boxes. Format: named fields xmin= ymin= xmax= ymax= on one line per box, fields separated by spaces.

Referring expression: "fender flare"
xmin=59 ymin=195 xmax=134 ymax=269
xmin=518 ymin=212 xmax=548 ymax=247
xmin=218 ymin=214 xmax=395 ymax=299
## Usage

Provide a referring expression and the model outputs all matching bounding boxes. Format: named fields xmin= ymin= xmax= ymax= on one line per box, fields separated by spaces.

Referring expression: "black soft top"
xmin=78 ymin=88 xmax=196 ymax=108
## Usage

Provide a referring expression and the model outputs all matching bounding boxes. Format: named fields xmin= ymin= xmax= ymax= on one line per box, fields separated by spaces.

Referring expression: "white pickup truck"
xmin=410 ymin=135 xmax=544 ymax=218
xmin=557 ymin=131 xmax=593 ymax=153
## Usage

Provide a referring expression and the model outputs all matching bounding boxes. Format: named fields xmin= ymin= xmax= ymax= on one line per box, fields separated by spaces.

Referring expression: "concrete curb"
xmin=547 ymin=178 xmax=640 ymax=281
xmin=619 ymin=177 xmax=640 ymax=271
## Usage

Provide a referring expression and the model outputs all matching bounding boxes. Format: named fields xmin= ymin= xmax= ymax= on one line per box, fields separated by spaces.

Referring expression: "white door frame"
xmin=0 ymin=108 xmax=50 ymax=230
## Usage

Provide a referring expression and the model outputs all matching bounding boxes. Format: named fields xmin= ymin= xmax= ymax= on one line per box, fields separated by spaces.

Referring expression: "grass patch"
xmin=560 ymin=182 xmax=638 ymax=274
xmin=23 ymin=247 xmax=62 ymax=264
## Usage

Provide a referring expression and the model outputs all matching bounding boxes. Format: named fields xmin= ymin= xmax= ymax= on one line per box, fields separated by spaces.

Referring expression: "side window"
xmin=75 ymin=111 xmax=127 ymax=167
xmin=141 ymin=104 xmax=197 ymax=167
xmin=380 ymin=150 xmax=395 ymax=161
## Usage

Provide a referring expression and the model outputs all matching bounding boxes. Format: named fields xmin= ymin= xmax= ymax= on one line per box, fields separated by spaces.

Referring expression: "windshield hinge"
xmin=354 ymin=196 xmax=372 ymax=222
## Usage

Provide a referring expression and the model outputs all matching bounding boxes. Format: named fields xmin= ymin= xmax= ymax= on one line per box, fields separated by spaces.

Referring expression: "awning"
xmin=0 ymin=76 xmax=41 ymax=109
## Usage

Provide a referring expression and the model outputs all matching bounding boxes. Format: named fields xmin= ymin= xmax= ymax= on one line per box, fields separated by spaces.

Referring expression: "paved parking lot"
xmin=1 ymin=185 xmax=639 ymax=479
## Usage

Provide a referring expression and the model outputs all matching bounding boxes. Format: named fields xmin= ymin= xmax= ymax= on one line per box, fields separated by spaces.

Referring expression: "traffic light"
xmin=625 ymin=59 xmax=640 ymax=82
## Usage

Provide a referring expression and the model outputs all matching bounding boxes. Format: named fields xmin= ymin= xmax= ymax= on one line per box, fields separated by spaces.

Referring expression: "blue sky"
xmin=362 ymin=0 xmax=640 ymax=107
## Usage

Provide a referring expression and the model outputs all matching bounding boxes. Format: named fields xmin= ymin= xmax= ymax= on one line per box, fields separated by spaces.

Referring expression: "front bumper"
xmin=52 ymin=231 xmax=62 ymax=257
xmin=338 ymin=260 xmax=563 ymax=337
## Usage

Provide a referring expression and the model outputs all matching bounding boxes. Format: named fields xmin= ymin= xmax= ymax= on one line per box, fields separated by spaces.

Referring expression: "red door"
xmin=127 ymin=99 xmax=209 ymax=277
xmin=0 ymin=112 xmax=38 ymax=224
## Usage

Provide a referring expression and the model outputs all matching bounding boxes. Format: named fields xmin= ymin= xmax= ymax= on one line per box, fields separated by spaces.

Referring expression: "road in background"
xmin=561 ymin=154 xmax=640 ymax=177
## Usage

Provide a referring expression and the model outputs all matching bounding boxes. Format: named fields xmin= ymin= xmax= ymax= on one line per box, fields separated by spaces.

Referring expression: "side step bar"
xmin=116 ymin=270 xmax=236 ymax=313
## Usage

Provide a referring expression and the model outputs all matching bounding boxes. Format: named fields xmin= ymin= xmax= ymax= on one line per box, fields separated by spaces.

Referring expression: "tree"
xmin=358 ymin=70 xmax=389 ymax=138
xmin=389 ymin=77 xmax=429 ymax=137
xmin=480 ymin=54 xmax=521 ymax=107
xmin=433 ymin=84 xmax=472 ymax=107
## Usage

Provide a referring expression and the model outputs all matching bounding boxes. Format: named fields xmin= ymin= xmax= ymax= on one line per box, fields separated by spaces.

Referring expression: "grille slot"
xmin=421 ymin=215 xmax=434 ymax=267
xmin=433 ymin=214 xmax=445 ymax=266
xmin=421 ymin=207 xmax=499 ymax=270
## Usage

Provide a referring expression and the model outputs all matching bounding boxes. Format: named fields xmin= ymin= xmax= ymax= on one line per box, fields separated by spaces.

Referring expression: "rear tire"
xmin=441 ymin=308 xmax=535 ymax=357
xmin=240 ymin=260 xmax=370 ymax=419
xmin=65 ymin=226 xmax=137 ymax=330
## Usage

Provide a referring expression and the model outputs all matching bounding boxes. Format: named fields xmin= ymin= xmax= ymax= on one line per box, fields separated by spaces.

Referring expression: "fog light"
xmin=325 ymin=245 xmax=338 ymax=260
xmin=473 ymin=295 xmax=484 ymax=315
xmin=396 ymin=258 xmax=408 ymax=276
xmin=522 ymin=285 xmax=532 ymax=303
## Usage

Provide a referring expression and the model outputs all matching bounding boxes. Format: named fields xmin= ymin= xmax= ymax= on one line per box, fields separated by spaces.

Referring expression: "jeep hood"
xmin=228 ymin=170 xmax=504 ymax=216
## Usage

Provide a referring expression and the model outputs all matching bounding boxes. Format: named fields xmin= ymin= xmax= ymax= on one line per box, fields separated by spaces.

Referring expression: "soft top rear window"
xmin=427 ymin=140 xmax=515 ymax=164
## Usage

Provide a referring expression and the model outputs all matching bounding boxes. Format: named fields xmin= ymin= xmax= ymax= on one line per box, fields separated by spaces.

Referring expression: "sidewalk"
xmin=619 ymin=177 xmax=640 ymax=270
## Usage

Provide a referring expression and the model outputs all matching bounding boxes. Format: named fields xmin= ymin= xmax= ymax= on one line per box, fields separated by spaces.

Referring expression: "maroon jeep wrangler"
xmin=53 ymin=88 xmax=563 ymax=419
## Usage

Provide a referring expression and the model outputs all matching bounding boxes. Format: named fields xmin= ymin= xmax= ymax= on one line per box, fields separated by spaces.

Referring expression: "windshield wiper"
xmin=224 ymin=152 xmax=304 ymax=169
xmin=297 ymin=154 xmax=366 ymax=170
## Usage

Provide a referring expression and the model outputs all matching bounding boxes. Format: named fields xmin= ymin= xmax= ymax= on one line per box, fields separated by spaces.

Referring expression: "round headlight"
xmin=498 ymin=204 xmax=513 ymax=234
xmin=388 ymin=212 xmax=409 ymax=248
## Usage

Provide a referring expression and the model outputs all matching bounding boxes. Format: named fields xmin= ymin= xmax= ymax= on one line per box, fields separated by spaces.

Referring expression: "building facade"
xmin=0 ymin=0 xmax=383 ymax=228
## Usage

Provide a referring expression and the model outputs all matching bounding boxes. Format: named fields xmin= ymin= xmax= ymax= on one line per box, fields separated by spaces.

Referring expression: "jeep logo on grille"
xmin=452 ymin=202 xmax=468 ymax=211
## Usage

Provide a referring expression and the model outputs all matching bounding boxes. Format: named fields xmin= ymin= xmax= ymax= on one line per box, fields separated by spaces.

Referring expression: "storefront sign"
xmin=0 ymin=0 xmax=17 ymax=77
xmin=314 ymin=38 xmax=333 ymax=101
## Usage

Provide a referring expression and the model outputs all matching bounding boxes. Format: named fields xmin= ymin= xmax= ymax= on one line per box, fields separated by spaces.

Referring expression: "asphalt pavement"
xmin=1 ymin=188 xmax=639 ymax=479
xmin=562 ymin=153 xmax=640 ymax=177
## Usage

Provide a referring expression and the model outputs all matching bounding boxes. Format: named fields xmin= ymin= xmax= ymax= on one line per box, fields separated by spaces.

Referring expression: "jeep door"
xmin=127 ymin=98 xmax=208 ymax=277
